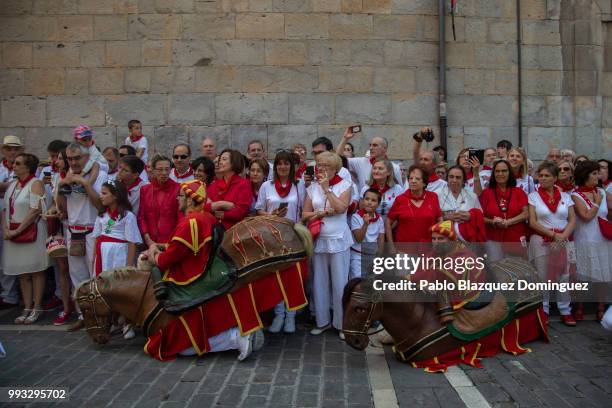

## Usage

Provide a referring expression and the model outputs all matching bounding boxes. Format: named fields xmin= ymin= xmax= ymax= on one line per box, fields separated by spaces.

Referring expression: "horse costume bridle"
xmin=342 ymin=288 xmax=383 ymax=337
xmin=76 ymin=279 xmax=112 ymax=334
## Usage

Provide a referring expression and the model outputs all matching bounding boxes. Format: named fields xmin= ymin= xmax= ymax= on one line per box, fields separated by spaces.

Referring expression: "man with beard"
xmin=411 ymin=220 xmax=486 ymax=323
xmin=144 ymin=180 xmax=263 ymax=361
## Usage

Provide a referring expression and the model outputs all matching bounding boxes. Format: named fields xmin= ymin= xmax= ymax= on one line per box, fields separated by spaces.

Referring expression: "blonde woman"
xmin=361 ymin=159 xmax=405 ymax=219
xmin=302 ymin=152 xmax=353 ymax=338
xmin=508 ymin=147 xmax=535 ymax=194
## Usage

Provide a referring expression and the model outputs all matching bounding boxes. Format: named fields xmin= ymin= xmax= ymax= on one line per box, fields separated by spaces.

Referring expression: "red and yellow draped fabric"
xmin=144 ymin=259 xmax=308 ymax=361
xmin=397 ymin=308 xmax=549 ymax=373
xmin=156 ymin=211 xmax=215 ymax=285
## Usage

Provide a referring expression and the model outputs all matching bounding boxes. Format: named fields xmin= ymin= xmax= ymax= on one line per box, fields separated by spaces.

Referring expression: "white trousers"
xmin=349 ymin=252 xmax=362 ymax=280
xmin=533 ymin=255 xmax=571 ymax=315
xmin=273 ymin=301 xmax=296 ymax=317
xmin=67 ymin=232 xmax=95 ymax=315
xmin=312 ymin=249 xmax=350 ymax=330
xmin=179 ymin=327 xmax=240 ymax=356
xmin=0 ymin=238 xmax=19 ymax=304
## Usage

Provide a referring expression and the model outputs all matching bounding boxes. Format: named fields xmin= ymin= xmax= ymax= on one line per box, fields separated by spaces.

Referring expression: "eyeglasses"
xmin=67 ymin=156 xmax=82 ymax=162
xmin=173 ymin=155 xmax=189 ymax=160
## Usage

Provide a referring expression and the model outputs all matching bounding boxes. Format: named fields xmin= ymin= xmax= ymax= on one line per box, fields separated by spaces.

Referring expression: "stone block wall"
xmin=0 ymin=0 xmax=610 ymax=161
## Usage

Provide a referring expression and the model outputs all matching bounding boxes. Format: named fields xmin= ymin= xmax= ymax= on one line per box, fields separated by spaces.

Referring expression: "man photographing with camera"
xmin=336 ymin=126 xmax=404 ymax=191
xmin=412 ymin=127 xmax=447 ymax=193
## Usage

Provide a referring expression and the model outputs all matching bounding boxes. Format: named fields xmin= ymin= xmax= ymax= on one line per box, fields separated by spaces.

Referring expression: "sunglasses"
xmin=173 ymin=155 xmax=189 ymax=160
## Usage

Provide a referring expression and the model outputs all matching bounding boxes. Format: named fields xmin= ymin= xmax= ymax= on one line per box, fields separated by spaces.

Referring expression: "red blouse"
xmin=387 ymin=191 xmax=442 ymax=243
xmin=204 ymin=174 xmax=252 ymax=230
xmin=137 ymin=179 xmax=181 ymax=244
xmin=479 ymin=187 xmax=528 ymax=242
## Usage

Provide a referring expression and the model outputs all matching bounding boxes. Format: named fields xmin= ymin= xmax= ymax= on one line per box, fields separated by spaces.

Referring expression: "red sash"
xmin=95 ymin=235 xmax=129 ymax=276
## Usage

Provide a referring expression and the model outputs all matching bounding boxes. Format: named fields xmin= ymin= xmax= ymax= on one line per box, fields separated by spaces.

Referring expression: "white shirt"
xmin=89 ymin=145 xmax=109 ymax=173
xmin=426 ymin=178 xmax=447 ymax=193
xmin=169 ymin=167 xmax=195 ymax=184
xmin=307 ymin=179 xmax=354 ymax=252
xmin=436 ymin=184 xmax=481 ymax=213
xmin=347 ymin=157 xmax=403 ymax=192
xmin=66 ymin=171 xmax=106 ymax=228
xmin=126 ymin=178 xmax=148 ymax=216
xmin=106 ymin=169 xmax=119 ymax=182
xmin=124 ymin=136 xmax=149 ymax=164
xmin=351 ymin=213 xmax=384 ymax=254
xmin=360 ymin=184 xmax=405 ymax=218
xmin=255 ymin=179 xmax=306 ymax=223
xmin=92 ymin=211 xmax=142 ymax=244
xmin=528 ymin=191 xmax=574 ymax=231
xmin=516 ymin=175 xmax=535 ymax=195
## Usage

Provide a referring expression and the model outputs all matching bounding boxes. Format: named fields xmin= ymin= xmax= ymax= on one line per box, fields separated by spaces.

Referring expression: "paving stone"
xmin=217 ymin=384 xmax=246 ymax=405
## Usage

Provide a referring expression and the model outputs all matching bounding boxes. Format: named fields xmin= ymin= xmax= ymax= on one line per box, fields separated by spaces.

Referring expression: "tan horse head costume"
xmin=76 ymin=216 xmax=313 ymax=346
xmin=342 ymin=257 xmax=550 ymax=372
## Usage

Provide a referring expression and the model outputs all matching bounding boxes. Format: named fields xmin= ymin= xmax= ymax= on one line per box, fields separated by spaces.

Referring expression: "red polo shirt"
xmin=388 ymin=191 xmax=442 ymax=243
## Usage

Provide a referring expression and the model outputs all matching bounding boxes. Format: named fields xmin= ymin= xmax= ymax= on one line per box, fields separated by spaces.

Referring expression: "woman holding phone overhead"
xmin=256 ymin=151 xmax=306 ymax=333
xmin=302 ymin=152 xmax=353 ymax=339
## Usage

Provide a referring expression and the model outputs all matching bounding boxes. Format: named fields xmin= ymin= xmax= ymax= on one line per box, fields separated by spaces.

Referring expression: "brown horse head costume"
xmin=343 ymin=257 xmax=549 ymax=371
xmin=76 ymin=217 xmax=313 ymax=345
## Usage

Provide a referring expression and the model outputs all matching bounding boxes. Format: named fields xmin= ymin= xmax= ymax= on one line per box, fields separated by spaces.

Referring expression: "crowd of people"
xmin=0 ymin=122 xmax=610 ymax=339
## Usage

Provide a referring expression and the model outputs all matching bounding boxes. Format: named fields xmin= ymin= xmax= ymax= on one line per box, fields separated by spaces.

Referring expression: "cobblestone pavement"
xmin=387 ymin=320 xmax=612 ymax=408
xmin=0 ymin=315 xmax=610 ymax=407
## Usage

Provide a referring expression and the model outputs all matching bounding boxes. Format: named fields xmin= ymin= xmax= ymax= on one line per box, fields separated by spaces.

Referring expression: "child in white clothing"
xmin=91 ymin=179 xmax=142 ymax=339
xmin=350 ymin=189 xmax=385 ymax=279
xmin=124 ymin=119 xmax=149 ymax=165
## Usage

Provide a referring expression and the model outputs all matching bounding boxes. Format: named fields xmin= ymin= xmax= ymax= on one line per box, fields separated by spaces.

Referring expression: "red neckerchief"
xmin=127 ymin=177 xmax=142 ymax=192
xmin=2 ymin=159 xmax=13 ymax=172
xmin=18 ymin=174 xmax=35 ymax=188
xmin=555 ymin=180 xmax=574 ymax=193
xmin=329 ymin=175 xmax=343 ymax=187
xmin=482 ymin=165 xmax=492 ymax=171
xmin=538 ymin=187 xmax=561 ymax=213
xmin=514 ymin=168 xmax=524 ymax=179
xmin=216 ymin=174 xmax=240 ymax=199
xmin=405 ymin=189 xmax=425 ymax=201
xmin=428 ymin=173 xmax=440 ymax=183
xmin=295 ymin=163 xmax=307 ymax=180
xmin=129 ymin=134 xmax=144 ymax=143
xmin=106 ymin=208 xmax=120 ymax=221
xmin=466 ymin=171 xmax=474 ymax=180
xmin=60 ymin=171 xmax=66 ymax=179
xmin=274 ymin=179 xmax=292 ymax=198
xmin=173 ymin=166 xmax=193 ymax=180
xmin=369 ymin=155 xmax=388 ymax=165
xmin=357 ymin=209 xmax=380 ymax=223
xmin=370 ymin=182 xmax=390 ymax=196
xmin=494 ymin=186 xmax=512 ymax=213
xmin=575 ymin=186 xmax=596 ymax=207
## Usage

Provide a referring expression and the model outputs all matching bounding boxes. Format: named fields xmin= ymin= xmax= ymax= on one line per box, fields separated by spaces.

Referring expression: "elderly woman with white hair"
xmin=302 ymin=151 xmax=353 ymax=339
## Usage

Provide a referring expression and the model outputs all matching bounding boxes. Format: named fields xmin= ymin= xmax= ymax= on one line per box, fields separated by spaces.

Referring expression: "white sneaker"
xmin=123 ymin=324 xmax=135 ymax=340
xmin=268 ymin=314 xmax=284 ymax=333
xmin=339 ymin=331 xmax=345 ymax=341
xmin=309 ymin=324 xmax=331 ymax=335
xmin=253 ymin=330 xmax=265 ymax=351
xmin=283 ymin=315 xmax=296 ymax=333
xmin=237 ymin=333 xmax=253 ymax=361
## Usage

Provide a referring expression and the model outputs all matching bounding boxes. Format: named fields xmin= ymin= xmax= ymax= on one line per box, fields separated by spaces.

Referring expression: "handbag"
xmin=307 ymin=218 xmax=323 ymax=240
xmin=598 ymin=217 xmax=612 ymax=240
xmin=69 ymin=232 xmax=87 ymax=257
xmin=9 ymin=221 xmax=38 ymax=243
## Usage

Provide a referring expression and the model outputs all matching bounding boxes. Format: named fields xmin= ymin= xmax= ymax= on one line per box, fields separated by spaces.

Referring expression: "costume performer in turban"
xmin=144 ymin=180 xmax=263 ymax=361
xmin=410 ymin=220 xmax=487 ymax=323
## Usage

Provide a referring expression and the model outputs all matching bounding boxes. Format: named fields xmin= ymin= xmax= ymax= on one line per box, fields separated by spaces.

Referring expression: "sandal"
xmin=14 ymin=309 xmax=32 ymax=324
xmin=24 ymin=309 xmax=43 ymax=325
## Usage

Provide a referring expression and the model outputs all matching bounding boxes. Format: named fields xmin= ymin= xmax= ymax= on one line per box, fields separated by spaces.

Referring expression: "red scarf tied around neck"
xmin=555 ymin=180 xmax=574 ymax=193
xmin=328 ymin=174 xmax=343 ymax=187
xmin=357 ymin=209 xmax=380 ymax=223
xmin=274 ymin=179 xmax=292 ymax=198
xmin=370 ymin=182 xmax=390 ymax=196
xmin=574 ymin=186 xmax=596 ymax=207
xmin=538 ymin=186 xmax=561 ymax=213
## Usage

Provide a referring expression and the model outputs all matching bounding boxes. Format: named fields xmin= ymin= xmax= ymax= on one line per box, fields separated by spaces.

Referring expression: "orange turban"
xmin=181 ymin=180 xmax=207 ymax=204
xmin=430 ymin=220 xmax=457 ymax=241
